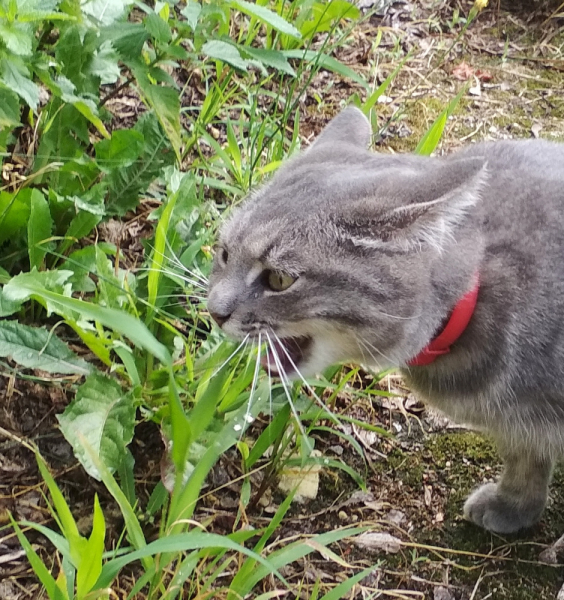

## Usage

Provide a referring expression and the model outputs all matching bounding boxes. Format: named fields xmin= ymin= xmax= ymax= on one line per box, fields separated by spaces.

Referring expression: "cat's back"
xmin=456 ymin=138 xmax=564 ymax=185
xmin=454 ymin=138 xmax=564 ymax=241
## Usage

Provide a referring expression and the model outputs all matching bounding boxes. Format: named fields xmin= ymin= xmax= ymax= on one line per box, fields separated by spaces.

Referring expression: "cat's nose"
xmin=209 ymin=310 xmax=232 ymax=327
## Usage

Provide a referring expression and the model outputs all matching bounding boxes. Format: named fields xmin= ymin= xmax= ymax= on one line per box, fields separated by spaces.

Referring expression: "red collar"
xmin=407 ymin=273 xmax=480 ymax=367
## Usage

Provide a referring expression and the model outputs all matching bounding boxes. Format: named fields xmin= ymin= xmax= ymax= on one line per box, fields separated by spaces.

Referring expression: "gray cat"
xmin=207 ymin=107 xmax=564 ymax=534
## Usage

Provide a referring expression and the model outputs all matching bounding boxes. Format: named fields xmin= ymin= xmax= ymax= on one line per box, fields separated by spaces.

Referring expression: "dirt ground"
xmin=2 ymin=1 xmax=564 ymax=599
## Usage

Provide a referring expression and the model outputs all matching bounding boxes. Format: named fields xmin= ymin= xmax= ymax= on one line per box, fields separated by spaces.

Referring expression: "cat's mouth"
xmin=261 ymin=335 xmax=313 ymax=377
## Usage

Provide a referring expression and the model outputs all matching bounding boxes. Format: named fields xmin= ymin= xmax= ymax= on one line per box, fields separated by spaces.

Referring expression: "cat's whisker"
xmin=356 ymin=334 xmax=396 ymax=368
xmin=163 ymin=238 xmax=209 ymax=285
xmin=267 ymin=352 xmax=273 ymax=417
xmin=240 ymin=333 xmax=262 ymax=440
xmin=355 ymin=337 xmax=384 ymax=372
xmin=270 ymin=329 xmax=342 ymax=430
xmin=199 ymin=334 xmax=250 ymax=388
xmin=151 ymin=292 xmax=207 ymax=301
xmin=138 ymin=240 xmax=209 ymax=286
xmin=136 ymin=266 xmax=208 ymax=291
xmin=375 ymin=310 xmax=422 ymax=321
xmin=265 ymin=332 xmax=313 ymax=454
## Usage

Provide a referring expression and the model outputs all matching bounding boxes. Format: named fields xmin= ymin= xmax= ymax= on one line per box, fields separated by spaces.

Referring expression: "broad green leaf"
xmin=67 ymin=320 xmax=111 ymax=366
xmin=202 ymin=40 xmax=249 ymax=72
xmin=28 ymin=189 xmax=53 ymax=270
xmin=63 ymin=246 xmax=97 ymax=292
xmin=70 ymin=183 xmax=107 ymax=216
xmin=230 ymin=0 xmax=301 ymax=38
xmin=101 ymin=22 xmax=149 ymax=60
xmin=241 ymin=46 xmax=295 ymax=76
xmin=0 ymin=189 xmax=31 ymax=245
xmin=0 ymin=320 xmax=91 ymax=375
xmin=89 ymin=40 xmax=121 ymax=85
xmin=95 ymin=129 xmax=144 ymax=172
xmin=0 ymin=20 xmax=33 ymax=55
xmin=4 ymin=269 xmax=73 ymax=305
xmin=72 ymin=99 xmax=110 ymax=138
xmin=95 ymin=246 xmax=129 ymax=309
xmin=0 ymin=56 xmax=40 ymax=109
xmin=54 ymin=75 xmax=110 ymax=138
xmin=0 ymin=287 xmax=22 ymax=317
xmin=144 ymin=12 xmax=172 ymax=43
xmin=3 ymin=285 xmax=172 ymax=366
xmin=0 ymin=87 xmax=20 ymax=128
xmin=180 ymin=2 xmax=201 ymax=30
xmin=58 ymin=373 xmax=135 ymax=480
xmin=105 ymin=112 xmax=175 ymax=215
xmin=78 ymin=437 xmax=150 ymax=562
xmin=136 ymin=83 xmax=181 ymax=161
xmin=300 ymin=0 xmax=359 ymax=39
xmin=57 ymin=210 xmax=103 ymax=256
xmin=82 ymin=0 xmax=128 ymax=26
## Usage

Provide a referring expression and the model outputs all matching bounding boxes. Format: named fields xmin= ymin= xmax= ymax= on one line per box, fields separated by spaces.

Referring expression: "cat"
xmin=207 ymin=106 xmax=564 ymax=534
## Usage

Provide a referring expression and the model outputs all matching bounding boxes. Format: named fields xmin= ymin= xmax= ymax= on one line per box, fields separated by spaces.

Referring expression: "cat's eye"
xmin=265 ymin=270 xmax=296 ymax=292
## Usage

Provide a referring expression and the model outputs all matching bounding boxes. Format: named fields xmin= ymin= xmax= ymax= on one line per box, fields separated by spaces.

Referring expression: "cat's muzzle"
xmin=261 ymin=335 xmax=313 ymax=377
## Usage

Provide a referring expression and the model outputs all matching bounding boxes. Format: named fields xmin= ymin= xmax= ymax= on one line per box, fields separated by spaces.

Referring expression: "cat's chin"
xmin=261 ymin=335 xmax=313 ymax=378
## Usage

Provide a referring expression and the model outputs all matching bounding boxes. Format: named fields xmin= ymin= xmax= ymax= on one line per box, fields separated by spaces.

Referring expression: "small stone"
xmin=338 ymin=510 xmax=348 ymax=521
xmin=434 ymin=586 xmax=455 ymax=600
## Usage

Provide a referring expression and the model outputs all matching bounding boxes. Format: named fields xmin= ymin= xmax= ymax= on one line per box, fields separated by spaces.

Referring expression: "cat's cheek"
xmin=299 ymin=335 xmax=357 ymax=376
xmin=220 ymin=320 xmax=248 ymax=340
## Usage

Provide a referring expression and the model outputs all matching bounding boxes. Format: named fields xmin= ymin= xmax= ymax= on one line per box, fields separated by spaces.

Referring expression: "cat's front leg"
xmin=463 ymin=449 xmax=553 ymax=533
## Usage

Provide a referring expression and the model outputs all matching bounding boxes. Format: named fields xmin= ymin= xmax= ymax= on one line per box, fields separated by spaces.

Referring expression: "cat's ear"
xmin=310 ymin=107 xmax=372 ymax=150
xmin=342 ymin=157 xmax=487 ymax=253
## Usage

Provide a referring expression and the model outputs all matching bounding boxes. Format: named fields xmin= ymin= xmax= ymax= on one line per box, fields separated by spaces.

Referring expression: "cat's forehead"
xmin=220 ymin=200 xmax=322 ymax=264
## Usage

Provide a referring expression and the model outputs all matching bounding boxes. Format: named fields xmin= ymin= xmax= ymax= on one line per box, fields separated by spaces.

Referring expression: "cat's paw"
xmin=463 ymin=483 xmax=544 ymax=534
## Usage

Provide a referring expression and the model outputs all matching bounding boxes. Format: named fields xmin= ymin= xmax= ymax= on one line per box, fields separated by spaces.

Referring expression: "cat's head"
xmin=207 ymin=107 xmax=486 ymax=377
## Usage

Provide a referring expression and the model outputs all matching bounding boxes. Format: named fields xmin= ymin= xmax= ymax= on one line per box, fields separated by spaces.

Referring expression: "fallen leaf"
xmin=475 ymin=69 xmax=493 ymax=82
xmin=452 ymin=61 xmax=474 ymax=81
xmin=386 ymin=509 xmax=406 ymax=526
xmin=353 ymin=531 xmax=402 ymax=553
xmin=424 ymin=485 xmax=433 ymax=507
xmin=278 ymin=450 xmax=322 ymax=502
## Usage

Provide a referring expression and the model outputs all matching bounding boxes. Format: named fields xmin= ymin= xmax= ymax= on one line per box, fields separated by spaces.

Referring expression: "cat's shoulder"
xmin=450 ymin=138 xmax=564 ymax=177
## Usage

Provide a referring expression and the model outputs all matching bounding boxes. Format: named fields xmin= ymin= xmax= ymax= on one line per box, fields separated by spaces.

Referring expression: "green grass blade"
xmin=282 ymin=50 xmax=369 ymax=88
xmin=319 ymin=565 xmax=378 ymax=600
xmin=231 ymin=527 xmax=367 ymax=596
xmin=96 ymin=532 xmax=285 ymax=589
xmin=14 ymin=286 xmax=171 ymax=366
xmin=415 ymin=86 xmax=467 ymax=156
xmin=362 ymin=52 xmax=411 ymax=115
xmin=10 ymin=516 xmax=67 ymax=600
xmin=146 ymin=191 xmax=178 ymax=324
xmin=35 ymin=452 xmax=85 ymax=567
xmin=76 ymin=494 xmax=105 ymax=598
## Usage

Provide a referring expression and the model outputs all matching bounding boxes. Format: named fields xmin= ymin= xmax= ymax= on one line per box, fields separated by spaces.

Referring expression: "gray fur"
xmin=207 ymin=107 xmax=564 ymax=533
